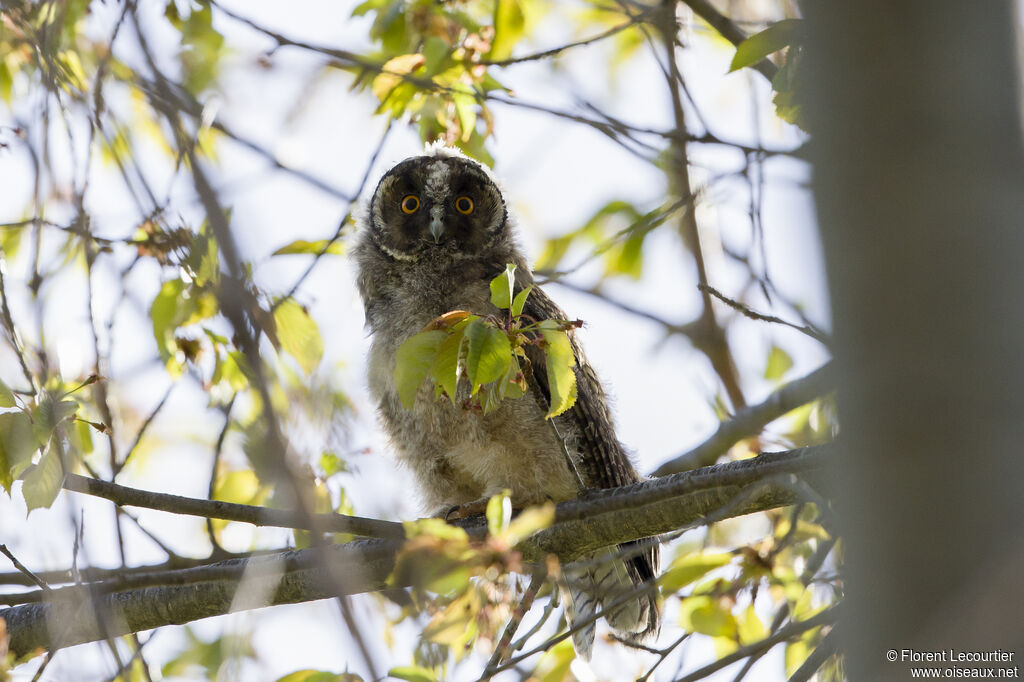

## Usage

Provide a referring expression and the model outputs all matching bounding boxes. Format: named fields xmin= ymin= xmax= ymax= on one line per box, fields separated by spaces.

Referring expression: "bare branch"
xmin=62 ymin=473 xmax=405 ymax=541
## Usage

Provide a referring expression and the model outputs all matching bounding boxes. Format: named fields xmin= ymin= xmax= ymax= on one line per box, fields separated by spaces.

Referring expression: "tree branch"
xmin=2 ymin=447 xmax=832 ymax=657
xmin=680 ymin=0 xmax=779 ymax=82
xmin=62 ymin=474 xmax=406 ymax=540
xmin=653 ymin=363 xmax=834 ymax=475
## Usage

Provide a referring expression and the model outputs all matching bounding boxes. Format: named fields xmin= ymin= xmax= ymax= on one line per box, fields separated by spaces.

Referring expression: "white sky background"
xmin=0 ymin=0 xmax=831 ymax=679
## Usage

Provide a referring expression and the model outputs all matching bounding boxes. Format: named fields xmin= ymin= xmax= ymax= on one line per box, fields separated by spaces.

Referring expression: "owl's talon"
xmin=443 ymin=499 xmax=489 ymax=521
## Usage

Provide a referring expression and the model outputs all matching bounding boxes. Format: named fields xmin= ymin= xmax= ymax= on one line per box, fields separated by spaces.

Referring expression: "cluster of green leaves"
xmin=537 ymin=199 xmax=680 ymax=280
xmin=0 ymin=377 xmax=98 ymax=511
xmin=729 ymin=18 xmax=807 ymax=131
xmin=386 ymin=491 xmax=555 ymax=680
xmin=347 ymin=0 xmax=543 ymax=162
xmin=393 ymin=265 xmax=577 ymax=419
xmin=147 ymin=218 xmax=323 ymax=386
xmin=660 ymin=507 xmax=835 ymax=676
xmin=164 ymin=1 xmax=226 ymax=96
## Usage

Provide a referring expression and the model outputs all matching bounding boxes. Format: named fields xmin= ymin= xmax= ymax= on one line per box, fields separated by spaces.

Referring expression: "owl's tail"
xmin=562 ymin=545 xmax=660 ymax=659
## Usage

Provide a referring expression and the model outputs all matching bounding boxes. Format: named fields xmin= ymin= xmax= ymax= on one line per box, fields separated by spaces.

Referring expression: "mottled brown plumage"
xmin=353 ymin=144 xmax=659 ymax=655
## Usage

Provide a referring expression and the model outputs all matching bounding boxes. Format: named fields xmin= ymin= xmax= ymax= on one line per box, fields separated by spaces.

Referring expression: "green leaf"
xmin=680 ymin=595 xmax=738 ymax=638
xmin=430 ymin=326 xmax=466 ymax=404
xmin=538 ymin=321 xmax=577 ymax=418
xmin=387 ymin=666 xmax=436 ymax=682
xmin=422 ymin=37 xmax=450 ymax=75
xmin=0 ymin=379 xmax=15 ymax=407
xmin=319 ymin=452 xmax=348 ymax=477
xmin=486 ymin=489 xmax=512 ymax=535
xmin=151 ymin=278 xmax=189 ymax=362
xmin=402 ymin=517 xmax=469 ymax=543
xmin=453 ymin=86 xmax=477 ymax=142
xmin=738 ymin=604 xmax=767 ymax=645
xmin=464 ymin=320 xmax=512 ymax=390
xmin=489 ymin=0 xmax=526 ymax=61
xmin=276 ymin=670 xmax=361 ymax=682
xmin=499 ymin=501 xmax=555 ymax=546
xmin=0 ymin=411 xmax=39 ymax=492
xmin=497 ymin=354 xmax=525 ymax=400
xmin=531 ymin=638 xmax=575 ymax=682
xmin=729 ymin=19 xmax=802 ymax=73
xmin=273 ymin=300 xmax=324 ymax=375
xmin=394 ymin=330 xmax=447 ymax=409
xmin=22 ymin=445 xmax=64 ymax=512
xmin=373 ymin=53 xmax=425 ymax=103
xmin=764 ymin=344 xmax=794 ymax=382
xmin=489 ymin=264 xmax=516 ymax=310
xmin=422 ymin=590 xmax=480 ymax=647
xmin=660 ymin=552 xmax=733 ymax=594
xmin=272 ymin=239 xmax=344 ymax=256
xmin=510 ymin=285 xmax=532 ymax=317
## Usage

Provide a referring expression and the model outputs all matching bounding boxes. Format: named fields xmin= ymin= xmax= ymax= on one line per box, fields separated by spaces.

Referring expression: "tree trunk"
xmin=806 ymin=1 xmax=1024 ymax=678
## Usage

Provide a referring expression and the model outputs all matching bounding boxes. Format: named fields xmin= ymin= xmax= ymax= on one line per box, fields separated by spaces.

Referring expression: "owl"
xmin=354 ymin=144 xmax=659 ymax=656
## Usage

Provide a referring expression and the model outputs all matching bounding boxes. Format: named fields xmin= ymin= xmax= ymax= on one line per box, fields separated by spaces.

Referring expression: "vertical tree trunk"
xmin=806 ymin=1 xmax=1024 ymax=678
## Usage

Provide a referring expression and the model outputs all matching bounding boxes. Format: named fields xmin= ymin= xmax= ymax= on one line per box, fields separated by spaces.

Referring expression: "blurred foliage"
xmin=0 ymin=0 xmax=835 ymax=680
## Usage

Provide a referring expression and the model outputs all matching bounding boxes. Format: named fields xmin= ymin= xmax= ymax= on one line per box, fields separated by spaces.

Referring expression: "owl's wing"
xmin=519 ymin=282 xmax=661 ymax=643
xmin=519 ymin=284 xmax=641 ymax=490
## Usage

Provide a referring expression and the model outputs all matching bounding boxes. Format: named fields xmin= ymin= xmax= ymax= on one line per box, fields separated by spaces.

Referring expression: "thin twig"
xmin=699 ymin=283 xmax=830 ymax=345
xmin=0 ymin=545 xmax=50 ymax=593
xmin=482 ymin=566 xmax=548 ymax=676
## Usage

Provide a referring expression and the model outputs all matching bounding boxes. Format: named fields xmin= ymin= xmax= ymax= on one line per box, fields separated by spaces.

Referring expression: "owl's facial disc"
xmin=370 ymin=155 xmax=506 ymax=260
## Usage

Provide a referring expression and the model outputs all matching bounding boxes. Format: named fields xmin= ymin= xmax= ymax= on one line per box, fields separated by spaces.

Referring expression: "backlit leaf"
xmin=22 ymin=446 xmax=64 ymax=512
xmin=660 ymin=552 xmax=733 ymax=594
xmin=486 ymin=489 xmax=512 ymax=535
xmin=430 ymin=326 xmax=466 ymax=403
xmin=276 ymin=670 xmax=360 ymax=682
xmin=489 ymin=264 xmax=516 ymax=310
xmin=395 ymin=330 xmax=446 ymax=409
xmin=729 ymin=19 xmax=802 ymax=73
xmin=387 ymin=666 xmax=436 ymax=682
xmin=680 ymin=596 xmax=738 ymax=638
xmin=764 ymin=344 xmax=793 ymax=382
xmin=489 ymin=0 xmax=526 ymax=61
xmin=0 ymin=411 xmax=39 ymax=492
xmin=273 ymin=300 xmax=324 ymax=375
xmin=510 ymin=285 xmax=533 ymax=317
xmin=531 ymin=637 xmax=575 ymax=682
xmin=373 ymin=53 xmax=425 ymax=102
xmin=538 ymin=321 xmax=576 ymax=418
xmin=272 ymin=239 xmax=344 ymax=256
xmin=464 ymin=320 xmax=512 ymax=390
xmin=0 ymin=379 xmax=15 ymax=407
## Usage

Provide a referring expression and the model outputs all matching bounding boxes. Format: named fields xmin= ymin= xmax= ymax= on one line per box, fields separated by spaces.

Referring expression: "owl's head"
xmin=363 ymin=145 xmax=509 ymax=262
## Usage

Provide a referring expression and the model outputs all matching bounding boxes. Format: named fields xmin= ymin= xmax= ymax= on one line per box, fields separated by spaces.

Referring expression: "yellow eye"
xmin=401 ymin=195 xmax=420 ymax=214
xmin=455 ymin=196 xmax=474 ymax=215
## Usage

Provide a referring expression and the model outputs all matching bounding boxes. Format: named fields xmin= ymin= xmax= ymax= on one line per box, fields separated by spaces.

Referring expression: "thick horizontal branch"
xmin=652 ymin=363 xmax=834 ymax=476
xmin=62 ymin=474 xmax=406 ymax=540
xmin=3 ymin=447 xmax=833 ymax=656
xmin=1 ymin=540 xmax=401 ymax=658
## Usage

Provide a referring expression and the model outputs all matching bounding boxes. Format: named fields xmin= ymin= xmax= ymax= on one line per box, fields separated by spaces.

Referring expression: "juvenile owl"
xmin=354 ymin=144 xmax=659 ymax=656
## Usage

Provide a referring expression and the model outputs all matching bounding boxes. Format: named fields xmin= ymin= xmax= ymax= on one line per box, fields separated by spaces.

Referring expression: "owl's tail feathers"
xmin=563 ymin=554 xmax=661 ymax=660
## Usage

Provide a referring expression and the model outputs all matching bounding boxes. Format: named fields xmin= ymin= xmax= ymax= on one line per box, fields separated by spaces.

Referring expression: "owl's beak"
xmin=429 ymin=215 xmax=446 ymax=243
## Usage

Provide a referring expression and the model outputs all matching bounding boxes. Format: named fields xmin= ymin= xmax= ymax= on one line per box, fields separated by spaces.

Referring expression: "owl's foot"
xmin=443 ymin=498 xmax=489 ymax=521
